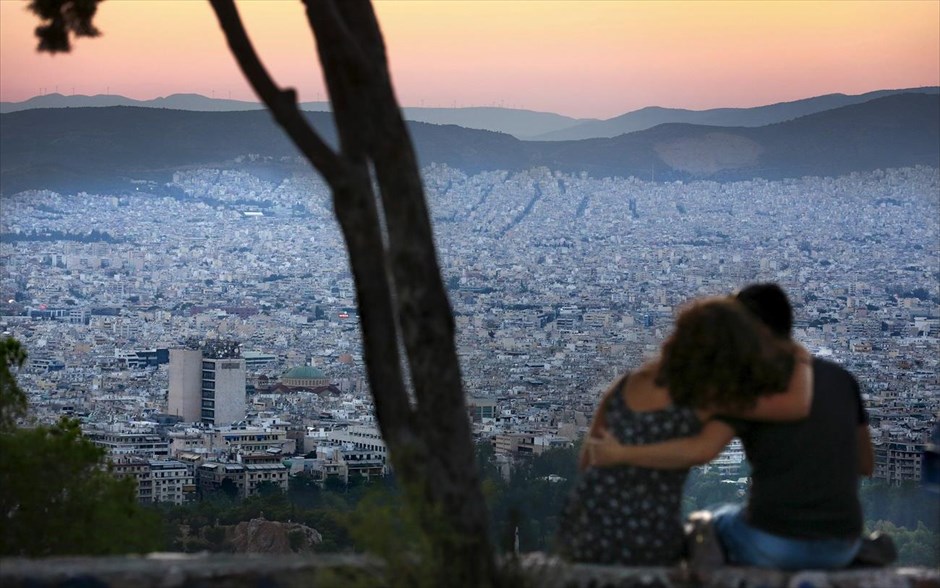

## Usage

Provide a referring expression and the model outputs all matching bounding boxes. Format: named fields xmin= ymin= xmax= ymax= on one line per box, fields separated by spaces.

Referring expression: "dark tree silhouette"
xmin=28 ymin=1 xmax=495 ymax=584
xmin=0 ymin=338 xmax=28 ymax=431
xmin=28 ymin=0 xmax=101 ymax=53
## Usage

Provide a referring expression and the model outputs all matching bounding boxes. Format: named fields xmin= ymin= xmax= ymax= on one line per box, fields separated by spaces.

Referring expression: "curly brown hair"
xmin=656 ymin=297 xmax=796 ymax=411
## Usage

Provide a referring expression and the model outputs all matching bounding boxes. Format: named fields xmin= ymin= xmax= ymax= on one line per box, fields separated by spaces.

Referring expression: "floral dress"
xmin=558 ymin=374 xmax=702 ymax=565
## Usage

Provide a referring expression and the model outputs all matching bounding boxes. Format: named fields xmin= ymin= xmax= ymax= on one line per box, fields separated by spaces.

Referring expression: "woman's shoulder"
xmin=636 ymin=358 xmax=660 ymax=376
xmin=623 ymin=361 xmax=675 ymax=413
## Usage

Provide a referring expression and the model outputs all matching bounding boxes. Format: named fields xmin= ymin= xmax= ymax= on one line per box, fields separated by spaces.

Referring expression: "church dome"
xmin=281 ymin=365 xmax=330 ymax=388
xmin=283 ymin=366 xmax=326 ymax=380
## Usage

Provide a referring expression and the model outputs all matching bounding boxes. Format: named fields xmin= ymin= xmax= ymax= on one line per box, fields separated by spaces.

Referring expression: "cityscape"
xmin=1 ymin=162 xmax=937 ymax=503
xmin=1 ymin=0 xmax=939 ymax=580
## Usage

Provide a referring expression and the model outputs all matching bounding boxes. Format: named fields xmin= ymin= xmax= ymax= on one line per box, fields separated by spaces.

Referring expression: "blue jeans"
xmin=712 ymin=504 xmax=860 ymax=570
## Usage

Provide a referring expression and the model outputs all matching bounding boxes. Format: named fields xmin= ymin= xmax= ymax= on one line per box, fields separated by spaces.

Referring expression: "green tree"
xmin=479 ymin=444 xmax=581 ymax=554
xmin=859 ymin=479 xmax=939 ymax=532
xmin=0 ymin=336 xmax=163 ymax=556
xmin=868 ymin=520 xmax=940 ymax=568
xmin=256 ymin=480 xmax=283 ymax=498
xmin=0 ymin=337 xmax=28 ymax=431
xmin=681 ymin=468 xmax=744 ymax=515
xmin=0 ymin=417 xmax=163 ymax=556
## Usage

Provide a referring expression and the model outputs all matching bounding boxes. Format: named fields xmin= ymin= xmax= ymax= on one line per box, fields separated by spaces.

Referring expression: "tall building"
xmin=168 ymin=348 xmax=202 ymax=422
xmin=168 ymin=342 xmax=246 ymax=426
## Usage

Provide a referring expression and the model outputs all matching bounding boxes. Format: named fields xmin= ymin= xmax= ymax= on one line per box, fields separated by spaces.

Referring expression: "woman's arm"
xmin=578 ymin=376 xmax=624 ymax=471
xmin=724 ymin=345 xmax=814 ymax=421
xmin=587 ymin=419 xmax=735 ymax=470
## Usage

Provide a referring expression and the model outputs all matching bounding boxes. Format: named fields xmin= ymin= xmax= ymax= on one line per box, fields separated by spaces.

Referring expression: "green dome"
xmin=283 ymin=366 xmax=327 ymax=380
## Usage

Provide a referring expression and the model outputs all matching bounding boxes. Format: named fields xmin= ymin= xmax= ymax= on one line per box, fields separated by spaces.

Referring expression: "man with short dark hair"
xmin=589 ymin=283 xmax=875 ymax=570
xmin=713 ymin=283 xmax=872 ymax=568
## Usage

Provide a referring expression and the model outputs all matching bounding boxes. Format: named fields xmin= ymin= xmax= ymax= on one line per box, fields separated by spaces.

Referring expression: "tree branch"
xmin=208 ymin=0 xmax=343 ymax=184
xmin=302 ymin=0 xmax=377 ymax=160
xmin=302 ymin=0 xmax=372 ymax=75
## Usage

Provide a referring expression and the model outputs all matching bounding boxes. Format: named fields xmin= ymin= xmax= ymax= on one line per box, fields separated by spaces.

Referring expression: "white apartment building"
xmin=150 ymin=459 xmax=195 ymax=504
xmin=706 ymin=438 xmax=745 ymax=477
xmin=111 ymin=456 xmax=194 ymax=505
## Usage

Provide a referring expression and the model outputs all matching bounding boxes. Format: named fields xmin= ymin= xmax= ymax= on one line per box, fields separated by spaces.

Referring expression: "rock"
xmin=227 ymin=517 xmax=322 ymax=554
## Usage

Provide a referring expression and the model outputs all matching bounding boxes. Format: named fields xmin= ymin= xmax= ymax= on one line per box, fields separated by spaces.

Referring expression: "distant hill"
xmin=0 ymin=93 xmax=584 ymax=139
xmin=0 ymin=93 xmax=330 ymax=114
xmin=0 ymin=107 xmax=527 ymax=195
xmin=400 ymin=106 xmax=587 ymax=139
xmin=1 ymin=93 xmax=937 ymax=196
xmin=531 ymin=87 xmax=940 ymax=141
xmin=528 ymin=93 xmax=939 ymax=180
xmin=7 ymin=87 xmax=937 ymax=141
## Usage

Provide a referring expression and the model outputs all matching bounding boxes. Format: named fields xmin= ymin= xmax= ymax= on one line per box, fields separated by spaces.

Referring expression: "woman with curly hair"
xmin=557 ymin=296 xmax=811 ymax=566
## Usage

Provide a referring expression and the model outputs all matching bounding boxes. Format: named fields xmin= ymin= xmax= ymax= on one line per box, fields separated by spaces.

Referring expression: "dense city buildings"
xmin=1 ymin=164 xmax=937 ymax=493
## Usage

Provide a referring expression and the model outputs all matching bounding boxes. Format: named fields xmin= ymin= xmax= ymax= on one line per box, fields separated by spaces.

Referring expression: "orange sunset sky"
xmin=1 ymin=0 xmax=938 ymax=119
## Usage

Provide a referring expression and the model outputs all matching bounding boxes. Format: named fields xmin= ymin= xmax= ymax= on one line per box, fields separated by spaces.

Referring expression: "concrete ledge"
xmin=1 ymin=552 xmax=937 ymax=588
xmin=511 ymin=554 xmax=940 ymax=588
xmin=0 ymin=553 xmax=385 ymax=588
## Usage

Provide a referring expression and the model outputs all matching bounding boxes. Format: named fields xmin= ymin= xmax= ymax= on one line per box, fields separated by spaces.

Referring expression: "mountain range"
xmin=3 ymin=87 xmax=936 ymax=140
xmin=1 ymin=92 xmax=937 ymax=196
xmin=531 ymin=87 xmax=940 ymax=141
xmin=0 ymin=93 xmax=580 ymax=139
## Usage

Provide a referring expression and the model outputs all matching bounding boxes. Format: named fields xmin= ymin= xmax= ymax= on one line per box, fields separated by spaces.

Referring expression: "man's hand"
xmin=586 ymin=428 xmax=625 ymax=468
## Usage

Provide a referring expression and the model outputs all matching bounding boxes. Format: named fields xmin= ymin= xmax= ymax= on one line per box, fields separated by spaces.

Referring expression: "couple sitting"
xmin=558 ymin=284 xmax=871 ymax=570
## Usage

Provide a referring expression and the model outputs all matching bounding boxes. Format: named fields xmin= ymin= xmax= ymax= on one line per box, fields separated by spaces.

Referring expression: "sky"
xmin=0 ymin=0 xmax=938 ymax=119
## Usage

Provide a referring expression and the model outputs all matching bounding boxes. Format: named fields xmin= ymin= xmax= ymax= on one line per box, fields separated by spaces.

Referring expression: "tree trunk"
xmin=209 ymin=1 xmax=496 ymax=585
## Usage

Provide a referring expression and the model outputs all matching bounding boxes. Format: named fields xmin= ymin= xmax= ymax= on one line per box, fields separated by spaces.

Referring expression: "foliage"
xmin=867 ymin=520 xmax=940 ymax=568
xmin=28 ymin=0 xmax=102 ymax=53
xmin=159 ymin=474 xmax=361 ymax=553
xmin=477 ymin=443 xmax=579 ymax=553
xmin=859 ymin=479 xmax=939 ymax=533
xmin=0 ymin=337 xmax=28 ymax=431
xmin=0 ymin=417 xmax=162 ymax=556
xmin=682 ymin=468 xmax=745 ymax=515
xmin=1 ymin=336 xmax=162 ymax=556
xmin=339 ymin=485 xmax=442 ymax=588
xmin=171 ymin=473 xmax=485 ymax=585
xmin=859 ymin=479 xmax=939 ymax=567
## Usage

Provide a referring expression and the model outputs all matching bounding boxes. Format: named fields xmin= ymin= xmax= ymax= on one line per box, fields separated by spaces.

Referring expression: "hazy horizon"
xmin=4 ymin=84 xmax=940 ymax=119
xmin=1 ymin=1 xmax=937 ymax=119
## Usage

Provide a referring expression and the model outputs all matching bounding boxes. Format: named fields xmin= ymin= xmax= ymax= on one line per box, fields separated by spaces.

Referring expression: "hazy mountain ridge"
xmin=1 ymin=93 xmax=937 ymax=196
xmin=4 ymin=87 xmax=936 ymax=141
xmin=525 ymin=93 xmax=940 ymax=180
xmin=0 ymin=93 xmax=582 ymax=138
xmin=0 ymin=93 xmax=327 ymax=114
xmin=531 ymin=87 xmax=940 ymax=140
xmin=400 ymin=106 xmax=588 ymax=139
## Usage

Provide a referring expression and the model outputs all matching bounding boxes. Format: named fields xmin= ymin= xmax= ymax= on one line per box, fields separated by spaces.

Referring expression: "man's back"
xmin=727 ymin=357 xmax=867 ymax=539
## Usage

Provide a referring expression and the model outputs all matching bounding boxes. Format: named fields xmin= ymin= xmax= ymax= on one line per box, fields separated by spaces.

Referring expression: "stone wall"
xmin=1 ymin=552 xmax=937 ymax=588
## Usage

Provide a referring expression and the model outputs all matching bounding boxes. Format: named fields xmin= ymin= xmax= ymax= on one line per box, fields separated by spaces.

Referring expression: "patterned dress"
xmin=558 ymin=374 xmax=703 ymax=565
